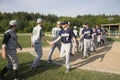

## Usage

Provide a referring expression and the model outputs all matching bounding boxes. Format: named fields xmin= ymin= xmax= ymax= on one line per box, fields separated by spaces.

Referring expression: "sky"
xmin=0 ymin=0 xmax=120 ymax=17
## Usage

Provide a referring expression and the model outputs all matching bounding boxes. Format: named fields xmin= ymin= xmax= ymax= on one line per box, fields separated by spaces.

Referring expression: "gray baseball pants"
xmin=83 ymin=39 xmax=91 ymax=57
xmin=32 ymin=41 xmax=42 ymax=67
xmin=60 ymin=43 xmax=71 ymax=69
xmin=48 ymin=41 xmax=61 ymax=60
xmin=6 ymin=50 xmax=18 ymax=70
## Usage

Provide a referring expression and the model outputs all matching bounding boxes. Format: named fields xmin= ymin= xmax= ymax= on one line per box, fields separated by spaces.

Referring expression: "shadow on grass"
xmin=3 ymin=54 xmax=61 ymax=80
xmin=19 ymin=61 xmax=61 ymax=80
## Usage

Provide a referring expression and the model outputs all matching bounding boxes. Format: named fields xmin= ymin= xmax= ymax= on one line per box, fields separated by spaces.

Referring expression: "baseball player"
xmin=96 ymin=25 xmax=103 ymax=47
xmin=101 ymin=27 xmax=107 ymax=44
xmin=80 ymin=23 xmax=93 ymax=59
xmin=73 ymin=26 xmax=79 ymax=54
xmin=30 ymin=18 xmax=46 ymax=72
xmin=91 ymin=27 xmax=98 ymax=52
xmin=0 ymin=20 xmax=22 ymax=80
xmin=47 ymin=21 xmax=61 ymax=63
xmin=79 ymin=25 xmax=85 ymax=51
xmin=47 ymin=21 xmax=76 ymax=73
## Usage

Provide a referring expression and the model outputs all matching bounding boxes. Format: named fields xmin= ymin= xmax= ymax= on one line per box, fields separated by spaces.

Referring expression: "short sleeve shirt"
xmin=31 ymin=25 xmax=44 ymax=43
xmin=82 ymin=27 xmax=93 ymax=39
xmin=59 ymin=28 xmax=75 ymax=43
xmin=97 ymin=28 xmax=103 ymax=35
xmin=52 ymin=27 xmax=61 ymax=40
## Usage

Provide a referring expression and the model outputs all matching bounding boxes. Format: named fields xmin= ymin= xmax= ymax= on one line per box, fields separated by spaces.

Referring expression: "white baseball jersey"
xmin=31 ymin=25 xmax=43 ymax=44
xmin=52 ymin=27 xmax=61 ymax=40
xmin=73 ymin=29 xmax=78 ymax=37
xmin=79 ymin=28 xmax=84 ymax=36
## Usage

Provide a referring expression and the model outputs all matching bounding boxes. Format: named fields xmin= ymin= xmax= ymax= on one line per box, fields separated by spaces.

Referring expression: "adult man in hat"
xmin=0 ymin=20 xmax=22 ymax=80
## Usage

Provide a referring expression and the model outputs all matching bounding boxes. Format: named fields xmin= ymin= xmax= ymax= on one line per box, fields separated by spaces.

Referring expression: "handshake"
xmin=47 ymin=40 xmax=54 ymax=46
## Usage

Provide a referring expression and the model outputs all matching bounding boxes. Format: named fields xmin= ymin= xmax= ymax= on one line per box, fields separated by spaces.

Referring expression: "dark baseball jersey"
xmin=82 ymin=27 xmax=93 ymax=39
xmin=97 ymin=28 xmax=103 ymax=35
xmin=59 ymin=28 xmax=75 ymax=43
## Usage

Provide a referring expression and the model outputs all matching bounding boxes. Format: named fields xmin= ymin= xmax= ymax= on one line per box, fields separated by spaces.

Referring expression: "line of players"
xmin=73 ymin=24 xmax=107 ymax=59
xmin=47 ymin=20 xmax=107 ymax=73
xmin=48 ymin=21 xmax=108 ymax=61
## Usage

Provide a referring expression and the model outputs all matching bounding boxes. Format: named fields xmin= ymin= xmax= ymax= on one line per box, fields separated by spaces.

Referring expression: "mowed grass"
xmin=1 ymin=33 xmax=120 ymax=49
xmin=107 ymin=37 xmax=120 ymax=42
xmin=0 ymin=33 xmax=52 ymax=49
xmin=0 ymin=53 xmax=120 ymax=80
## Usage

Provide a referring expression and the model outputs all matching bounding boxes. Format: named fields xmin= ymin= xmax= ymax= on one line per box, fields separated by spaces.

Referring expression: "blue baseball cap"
xmin=61 ymin=21 xmax=68 ymax=25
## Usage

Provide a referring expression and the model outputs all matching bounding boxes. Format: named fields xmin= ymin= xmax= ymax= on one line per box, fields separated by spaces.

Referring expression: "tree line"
xmin=0 ymin=12 xmax=120 ymax=33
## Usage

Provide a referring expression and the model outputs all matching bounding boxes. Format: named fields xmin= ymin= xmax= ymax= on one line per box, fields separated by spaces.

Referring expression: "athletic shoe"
xmin=65 ymin=68 xmax=70 ymax=73
xmin=36 ymin=65 xmax=40 ymax=68
xmin=14 ymin=78 xmax=24 ymax=80
xmin=47 ymin=60 xmax=52 ymax=63
xmin=83 ymin=56 xmax=87 ymax=59
xmin=29 ymin=65 xmax=36 ymax=72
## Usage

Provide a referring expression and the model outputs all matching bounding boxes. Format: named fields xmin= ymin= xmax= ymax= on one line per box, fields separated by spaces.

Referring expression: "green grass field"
xmin=0 ymin=33 xmax=52 ymax=49
xmin=0 ymin=33 xmax=120 ymax=79
xmin=106 ymin=37 xmax=120 ymax=42
xmin=1 ymin=33 xmax=120 ymax=49
xmin=0 ymin=53 xmax=120 ymax=80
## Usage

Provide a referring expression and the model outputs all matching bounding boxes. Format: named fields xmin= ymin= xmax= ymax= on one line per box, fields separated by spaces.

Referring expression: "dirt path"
xmin=1 ymin=42 xmax=120 ymax=75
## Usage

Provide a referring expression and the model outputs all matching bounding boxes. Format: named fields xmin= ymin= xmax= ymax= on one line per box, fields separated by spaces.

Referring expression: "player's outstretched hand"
xmin=47 ymin=40 xmax=54 ymax=46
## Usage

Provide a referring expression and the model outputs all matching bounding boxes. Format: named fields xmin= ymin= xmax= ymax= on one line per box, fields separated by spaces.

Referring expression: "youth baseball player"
xmin=0 ymin=20 xmax=22 ymax=80
xmin=79 ymin=25 xmax=85 ymax=51
xmin=101 ymin=27 xmax=107 ymax=44
xmin=80 ymin=23 xmax=93 ymax=59
xmin=47 ymin=21 xmax=61 ymax=63
xmin=47 ymin=21 xmax=76 ymax=73
xmin=73 ymin=26 xmax=79 ymax=53
xmin=96 ymin=25 xmax=103 ymax=47
xmin=91 ymin=27 xmax=98 ymax=52
xmin=30 ymin=18 xmax=46 ymax=72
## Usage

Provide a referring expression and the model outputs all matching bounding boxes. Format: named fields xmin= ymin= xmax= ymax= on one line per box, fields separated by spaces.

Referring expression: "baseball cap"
xmin=57 ymin=21 xmax=61 ymax=25
xmin=68 ymin=22 xmax=70 ymax=25
xmin=84 ymin=22 xmax=88 ymax=25
xmin=61 ymin=21 xmax=68 ymax=25
xmin=74 ymin=26 xmax=77 ymax=28
xmin=9 ymin=20 xmax=17 ymax=26
xmin=37 ymin=18 xmax=42 ymax=23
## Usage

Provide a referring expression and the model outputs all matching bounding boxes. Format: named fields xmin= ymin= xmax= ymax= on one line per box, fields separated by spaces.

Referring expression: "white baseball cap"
xmin=68 ymin=22 xmax=70 ymax=25
xmin=37 ymin=18 xmax=42 ymax=23
xmin=9 ymin=20 xmax=17 ymax=26
xmin=57 ymin=21 xmax=61 ymax=25
xmin=74 ymin=26 xmax=77 ymax=28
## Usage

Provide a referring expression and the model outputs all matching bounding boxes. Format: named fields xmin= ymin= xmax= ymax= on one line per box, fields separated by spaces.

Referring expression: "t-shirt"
xmin=59 ymin=28 xmax=75 ymax=43
xmin=82 ymin=27 xmax=93 ymax=39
